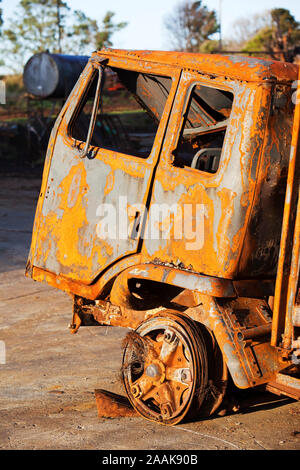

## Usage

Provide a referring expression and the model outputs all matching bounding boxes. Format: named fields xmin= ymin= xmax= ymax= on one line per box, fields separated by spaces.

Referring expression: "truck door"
xmin=30 ymin=57 xmax=180 ymax=284
xmin=141 ymin=69 xmax=264 ymax=279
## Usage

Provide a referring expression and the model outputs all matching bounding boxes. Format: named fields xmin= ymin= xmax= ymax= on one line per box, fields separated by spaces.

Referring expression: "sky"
xmin=1 ymin=0 xmax=300 ymax=53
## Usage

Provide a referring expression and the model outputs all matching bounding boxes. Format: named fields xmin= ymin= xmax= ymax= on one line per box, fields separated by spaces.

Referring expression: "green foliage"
xmin=9 ymin=0 xmax=70 ymax=53
xmin=199 ymin=39 xmax=219 ymax=53
xmin=242 ymin=8 xmax=300 ymax=60
xmin=1 ymin=1 xmax=128 ymax=72
xmin=229 ymin=12 xmax=272 ymax=50
xmin=67 ymin=10 xmax=98 ymax=54
xmin=2 ymin=0 xmax=70 ymax=71
xmin=242 ymin=27 xmax=273 ymax=52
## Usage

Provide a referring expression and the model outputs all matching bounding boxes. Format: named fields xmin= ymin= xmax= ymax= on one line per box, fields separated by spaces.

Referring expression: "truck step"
xmin=266 ymin=371 xmax=300 ymax=400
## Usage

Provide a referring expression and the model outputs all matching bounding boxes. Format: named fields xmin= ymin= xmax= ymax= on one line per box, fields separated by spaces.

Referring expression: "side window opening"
xmin=173 ymin=84 xmax=234 ymax=174
xmin=69 ymin=66 xmax=172 ymax=159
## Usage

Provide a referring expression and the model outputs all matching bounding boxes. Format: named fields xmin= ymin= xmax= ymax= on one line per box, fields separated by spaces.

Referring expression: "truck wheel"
xmin=122 ymin=311 xmax=226 ymax=425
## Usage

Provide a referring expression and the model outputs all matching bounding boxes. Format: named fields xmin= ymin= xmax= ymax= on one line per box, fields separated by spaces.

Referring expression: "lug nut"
xmin=131 ymin=384 xmax=141 ymax=398
xmin=181 ymin=369 xmax=192 ymax=383
xmin=164 ymin=330 xmax=176 ymax=343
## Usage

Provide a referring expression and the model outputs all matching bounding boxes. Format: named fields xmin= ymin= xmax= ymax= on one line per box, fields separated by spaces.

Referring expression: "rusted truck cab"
xmin=26 ymin=49 xmax=300 ymax=425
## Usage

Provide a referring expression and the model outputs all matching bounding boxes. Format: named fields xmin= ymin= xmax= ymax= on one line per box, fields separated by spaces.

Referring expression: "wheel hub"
xmin=145 ymin=363 xmax=161 ymax=379
xmin=122 ymin=312 xmax=208 ymax=425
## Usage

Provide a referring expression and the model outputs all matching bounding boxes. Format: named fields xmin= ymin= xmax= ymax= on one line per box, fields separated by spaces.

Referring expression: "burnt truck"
xmin=25 ymin=49 xmax=300 ymax=425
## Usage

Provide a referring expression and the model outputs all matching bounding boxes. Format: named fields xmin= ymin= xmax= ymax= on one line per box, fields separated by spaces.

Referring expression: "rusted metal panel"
xmin=110 ymin=264 xmax=236 ymax=305
xmin=141 ymin=72 xmax=275 ymax=279
xmin=27 ymin=51 xmax=298 ymax=296
xmin=238 ymin=83 xmax=295 ymax=278
xmin=28 ymin=58 xmax=181 ymax=285
xmin=29 ymin=255 xmax=142 ymax=300
xmin=101 ymin=49 xmax=298 ymax=83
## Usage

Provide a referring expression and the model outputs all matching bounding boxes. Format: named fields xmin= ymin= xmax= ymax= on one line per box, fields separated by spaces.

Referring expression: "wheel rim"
xmin=122 ymin=312 xmax=208 ymax=425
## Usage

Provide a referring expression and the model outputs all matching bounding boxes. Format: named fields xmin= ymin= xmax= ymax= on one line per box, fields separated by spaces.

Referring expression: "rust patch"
xmin=94 ymin=389 xmax=138 ymax=418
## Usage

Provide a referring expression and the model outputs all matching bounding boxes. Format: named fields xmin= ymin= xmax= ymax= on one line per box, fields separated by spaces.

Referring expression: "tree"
xmin=66 ymin=10 xmax=128 ymax=55
xmin=229 ymin=12 xmax=272 ymax=50
xmin=66 ymin=10 xmax=98 ymax=55
xmin=55 ymin=0 xmax=70 ymax=53
xmin=243 ymin=8 xmax=300 ymax=61
xmin=1 ymin=0 xmax=128 ymax=72
xmin=96 ymin=11 xmax=128 ymax=50
xmin=164 ymin=0 xmax=219 ymax=52
xmin=2 ymin=0 xmax=71 ymax=70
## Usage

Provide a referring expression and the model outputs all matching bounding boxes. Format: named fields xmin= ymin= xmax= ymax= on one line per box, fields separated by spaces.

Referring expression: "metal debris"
xmin=94 ymin=389 xmax=138 ymax=418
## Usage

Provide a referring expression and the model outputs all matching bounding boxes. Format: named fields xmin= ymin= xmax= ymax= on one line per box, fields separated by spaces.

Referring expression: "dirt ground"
xmin=0 ymin=175 xmax=300 ymax=451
